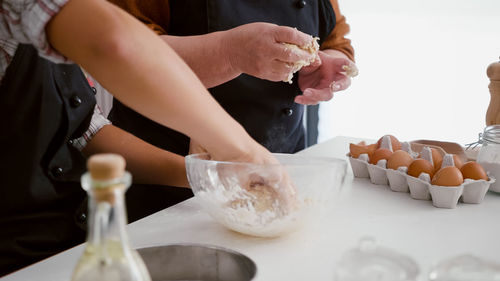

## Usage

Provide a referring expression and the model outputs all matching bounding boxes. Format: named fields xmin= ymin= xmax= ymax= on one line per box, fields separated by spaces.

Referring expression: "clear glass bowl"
xmin=335 ymin=238 xmax=420 ymax=281
xmin=185 ymin=153 xmax=347 ymax=237
xmin=428 ymin=254 xmax=500 ymax=281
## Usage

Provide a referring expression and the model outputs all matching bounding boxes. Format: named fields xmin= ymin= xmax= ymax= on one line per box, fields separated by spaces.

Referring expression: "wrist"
xmin=220 ymin=28 xmax=243 ymax=75
xmin=193 ymin=121 xmax=256 ymax=161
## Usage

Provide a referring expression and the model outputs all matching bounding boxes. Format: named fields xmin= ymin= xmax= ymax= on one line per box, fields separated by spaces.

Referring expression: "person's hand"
xmin=191 ymin=137 xmax=297 ymax=215
xmin=223 ymin=22 xmax=318 ymax=82
xmin=296 ymin=50 xmax=357 ymax=105
xmin=218 ymin=157 xmax=298 ymax=216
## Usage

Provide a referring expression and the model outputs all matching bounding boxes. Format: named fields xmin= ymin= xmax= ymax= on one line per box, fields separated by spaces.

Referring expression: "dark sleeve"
xmin=108 ymin=0 xmax=170 ymax=35
xmin=321 ymin=0 xmax=355 ymax=62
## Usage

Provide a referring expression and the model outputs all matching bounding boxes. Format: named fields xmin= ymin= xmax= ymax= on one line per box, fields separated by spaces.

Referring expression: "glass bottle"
xmin=72 ymin=154 xmax=152 ymax=281
xmin=476 ymin=125 xmax=500 ymax=192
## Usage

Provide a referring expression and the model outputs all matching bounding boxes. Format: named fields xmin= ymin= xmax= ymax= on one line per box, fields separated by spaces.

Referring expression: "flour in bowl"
xmin=195 ymin=182 xmax=314 ymax=237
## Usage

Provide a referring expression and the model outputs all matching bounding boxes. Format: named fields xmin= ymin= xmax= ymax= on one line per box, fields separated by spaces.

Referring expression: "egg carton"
xmin=347 ymin=138 xmax=496 ymax=209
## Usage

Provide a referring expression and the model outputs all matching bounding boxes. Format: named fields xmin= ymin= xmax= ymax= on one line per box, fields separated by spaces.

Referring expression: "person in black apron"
xmin=108 ymin=0 xmax=355 ymax=205
xmin=0 ymin=44 xmax=96 ymax=276
xmin=1 ymin=42 xmax=202 ymax=277
xmin=1 ymin=0 xmax=285 ymax=275
xmin=110 ymin=0 xmax=340 ymax=155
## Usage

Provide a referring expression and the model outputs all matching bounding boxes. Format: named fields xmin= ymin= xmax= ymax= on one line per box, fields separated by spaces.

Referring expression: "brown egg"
xmin=376 ymin=135 xmax=402 ymax=151
xmin=369 ymin=148 xmax=393 ymax=165
xmin=451 ymin=154 xmax=463 ymax=169
xmin=420 ymin=148 xmax=443 ymax=172
xmin=460 ymin=161 xmax=488 ymax=180
xmin=408 ymin=159 xmax=434 ymax=178
xmin=387 ymin=150 xmax=413 ymax=170
xmin=431 ymin=166 xmax=464 ymax=186
xmin=349 ymin=142 xmax=377 ymax=158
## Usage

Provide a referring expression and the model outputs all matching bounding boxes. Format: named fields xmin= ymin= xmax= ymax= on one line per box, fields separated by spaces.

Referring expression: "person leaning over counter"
xmin=0 ymin=0 xmax=278 ymax=276
xmin=106 ymin=0 xmax=356 ymax=206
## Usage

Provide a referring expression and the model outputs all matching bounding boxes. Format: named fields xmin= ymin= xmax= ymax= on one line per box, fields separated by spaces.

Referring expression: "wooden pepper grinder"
xmin=486 ymin=57 xmax=500 ymax=125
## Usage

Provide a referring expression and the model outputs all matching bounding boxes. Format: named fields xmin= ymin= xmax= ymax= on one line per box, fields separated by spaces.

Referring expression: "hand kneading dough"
xmin=281 ymin=37 xmax=320 ymax=84
xmin=229 ymin=172 xmax=298 ymax=216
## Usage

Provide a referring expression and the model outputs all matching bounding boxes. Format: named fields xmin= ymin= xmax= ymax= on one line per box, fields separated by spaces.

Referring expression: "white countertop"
xmin=3 ymin=136 xmax=500 ymax=281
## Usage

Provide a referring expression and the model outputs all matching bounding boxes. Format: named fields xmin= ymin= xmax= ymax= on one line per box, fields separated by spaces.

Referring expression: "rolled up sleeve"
xmin=321 ymin=0 xmax=355 ymax=62
xmin=0 ymin=0 xmax=70 ymax=63
xmin=71 ymin=105 xmax=112 ymax=151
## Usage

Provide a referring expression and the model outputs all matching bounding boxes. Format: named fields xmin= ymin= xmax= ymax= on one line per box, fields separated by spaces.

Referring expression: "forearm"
xmin=47 ymin=0 xmax=253 ymax=160
xmin=161 ymin=33 xmax=241 ymax=88
xmin=82 ymin=125 xmax=189 ymax=187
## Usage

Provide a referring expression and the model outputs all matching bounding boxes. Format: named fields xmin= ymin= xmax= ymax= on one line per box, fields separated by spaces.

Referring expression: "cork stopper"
xmin=87 ymin=154 xmax=126 ymax=181
xmin=487 ymin=56 xmax=500 ymax=81
xmin=87 ymin=154 xmax=126 ymax=203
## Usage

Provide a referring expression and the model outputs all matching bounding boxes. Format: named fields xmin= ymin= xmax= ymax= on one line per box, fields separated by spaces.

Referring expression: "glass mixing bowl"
xmin=185 ymin=153 xmax=347 ymax=237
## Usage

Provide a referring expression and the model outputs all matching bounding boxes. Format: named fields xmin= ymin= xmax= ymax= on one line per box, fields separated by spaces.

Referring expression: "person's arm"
xmin=108 ymin=0 xmax=318 ymax=88
xmin=46 ymin=0 xmax=271 ymax=164
xmin=161 ymin=24 xmax=317 ymax=88
xmin=82 ymin=124 xmax=189 ymax=188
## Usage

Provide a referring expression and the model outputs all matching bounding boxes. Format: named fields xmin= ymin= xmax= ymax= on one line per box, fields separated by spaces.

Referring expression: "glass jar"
xmin=476 ymin=125 xmax=500 ymax=192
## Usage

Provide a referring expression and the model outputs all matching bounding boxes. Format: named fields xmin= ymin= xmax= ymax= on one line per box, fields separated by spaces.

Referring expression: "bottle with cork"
xmin=71 ymin=154 xmax=151 ymax=281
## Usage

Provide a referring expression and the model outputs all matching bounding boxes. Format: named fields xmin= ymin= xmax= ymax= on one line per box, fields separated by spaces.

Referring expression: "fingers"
xmin=318 ymin=52 xmax=356 ymax=74
xmin=295 ymin=76 xmax=351 ymax=105
xmin=258 ymin=62 xmax=290 ymax=82
xmin=330 ymin=57 xmax=355 ymax=73
xmin=298 ymin=58 xmax=321 ymax=76
xmin=273 ymin=43 xmax=317 ymax=64
xmin=267 ymin=60 xmax=304 ymax=82
xmin=332 ymin=77 xmax=351 ymax=91
xmin=273 ymin=26 xmax=314 ymax=47
xmin=294 ymin=88 xmax=334 ymax=105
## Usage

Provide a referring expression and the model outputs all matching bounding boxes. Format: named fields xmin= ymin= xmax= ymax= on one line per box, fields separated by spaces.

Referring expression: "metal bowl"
xmin=138 ymin=244 xmax=256 ymax=281
xmin=185 ymin=153 xmax=348 ymax=237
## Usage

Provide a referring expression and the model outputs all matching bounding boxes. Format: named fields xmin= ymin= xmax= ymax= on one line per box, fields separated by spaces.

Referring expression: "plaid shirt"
xmin=0 ymin=0 xmax=110 ymax=150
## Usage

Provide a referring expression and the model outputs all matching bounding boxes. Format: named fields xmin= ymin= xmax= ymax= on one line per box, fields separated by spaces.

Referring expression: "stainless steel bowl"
xmin=137 ymin=244 xmax=257 ymax=281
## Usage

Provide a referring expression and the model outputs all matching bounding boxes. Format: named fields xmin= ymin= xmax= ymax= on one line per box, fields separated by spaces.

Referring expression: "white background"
xmin=318 ymin=0 xmax=500 ymax=145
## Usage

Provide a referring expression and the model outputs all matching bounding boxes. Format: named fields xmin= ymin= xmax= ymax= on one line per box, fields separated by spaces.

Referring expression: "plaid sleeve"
xmin=71 ymin=105 xmax=111 ymax=151
xmin=0 ymin=0 xmax=70 ymax=63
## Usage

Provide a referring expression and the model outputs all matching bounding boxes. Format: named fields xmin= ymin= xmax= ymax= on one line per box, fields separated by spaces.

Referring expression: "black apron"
xmin=109 ymin=0 xmax=337 ymax=155
xmin=0 ymin=45 xmax=95 ymax=276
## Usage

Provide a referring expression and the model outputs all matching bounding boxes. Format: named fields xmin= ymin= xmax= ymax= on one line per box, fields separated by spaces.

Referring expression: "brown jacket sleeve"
xmin=321 ymin=0 xmax=355 ymax=62
xmin=108 ymin=0 xmax=170 ymax=35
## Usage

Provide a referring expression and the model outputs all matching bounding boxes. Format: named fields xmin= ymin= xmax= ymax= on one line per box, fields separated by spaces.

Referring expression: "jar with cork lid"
xmin=476 ymin=125 xmax=500 ymax=193
xmin=71 ymin=154 xmax=151 ymax=281
xmin=475 ymin=58 xmax=500 ymax=193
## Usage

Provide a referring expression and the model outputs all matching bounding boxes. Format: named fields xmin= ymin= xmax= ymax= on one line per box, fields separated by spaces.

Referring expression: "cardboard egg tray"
xmin=347 ymin=140 xmax=496 ymax=209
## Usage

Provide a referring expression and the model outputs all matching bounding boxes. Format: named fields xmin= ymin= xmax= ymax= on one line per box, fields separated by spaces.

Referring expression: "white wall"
xmin=318 ymin=0 xmax=500 ymax=145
